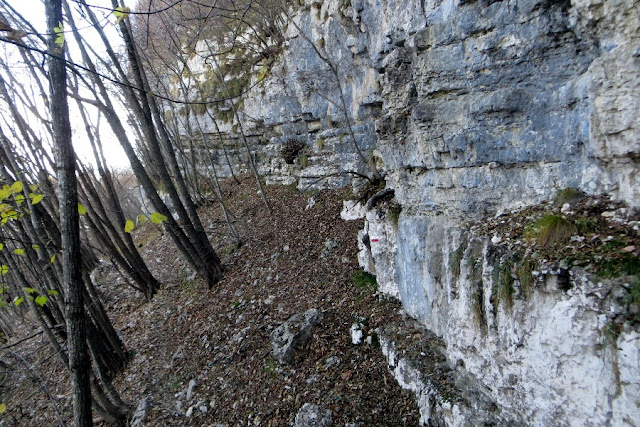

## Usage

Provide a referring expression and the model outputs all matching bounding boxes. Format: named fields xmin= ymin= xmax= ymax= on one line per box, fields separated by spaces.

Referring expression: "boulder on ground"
xmin=294 ymin=403 xmax=333 ymax=427
xmin=271 ymin=309 xmax=322 ymax=364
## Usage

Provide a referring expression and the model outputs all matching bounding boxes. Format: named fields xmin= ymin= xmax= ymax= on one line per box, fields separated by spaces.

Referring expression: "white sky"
xmin=6 ymin=0 xmax=131 ymax=170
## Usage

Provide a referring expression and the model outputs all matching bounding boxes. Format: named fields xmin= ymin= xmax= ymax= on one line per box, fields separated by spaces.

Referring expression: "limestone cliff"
xmin=175 ymin=0 xmax=640 ymax=424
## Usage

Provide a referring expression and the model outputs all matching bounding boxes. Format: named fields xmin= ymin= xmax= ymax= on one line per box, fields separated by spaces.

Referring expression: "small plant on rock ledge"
xmin=524 ymin=214 xmax=577 ymax=247
xmin=387 ymin=202 xmax=402 ymax=227
xmin=298 ymin=152 xmax=309 ymax=169
xmin=626 ymin=279 xmax=640 ymax=305
xmin=352 ymin=270 xmax=377 ymax=293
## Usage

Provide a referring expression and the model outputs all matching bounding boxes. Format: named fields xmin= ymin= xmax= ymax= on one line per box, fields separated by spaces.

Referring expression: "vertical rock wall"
xmin=180 ymin=0 xmax=640 ymax=424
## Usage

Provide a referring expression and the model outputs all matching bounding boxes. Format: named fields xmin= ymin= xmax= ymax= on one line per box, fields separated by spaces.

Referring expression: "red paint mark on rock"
xmin=370 ymin=238 xmax=380 ymax=243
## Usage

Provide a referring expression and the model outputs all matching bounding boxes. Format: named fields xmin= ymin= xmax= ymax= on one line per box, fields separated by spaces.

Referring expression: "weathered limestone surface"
xmin=181 ymin=0 xmax=640 ymax=424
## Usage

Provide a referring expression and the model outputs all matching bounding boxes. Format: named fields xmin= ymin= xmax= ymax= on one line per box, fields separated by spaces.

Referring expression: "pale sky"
xmin=6 ymin=0 xmax=131 ymax=170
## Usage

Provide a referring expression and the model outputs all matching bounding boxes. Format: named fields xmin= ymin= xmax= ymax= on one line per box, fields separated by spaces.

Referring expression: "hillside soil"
xmin=0 ymin=177 xmax=420 ymax=426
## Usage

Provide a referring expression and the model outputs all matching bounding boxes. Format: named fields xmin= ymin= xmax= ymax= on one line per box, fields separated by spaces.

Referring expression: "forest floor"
xmin=0 ymin=177 xmax=420 ymax=426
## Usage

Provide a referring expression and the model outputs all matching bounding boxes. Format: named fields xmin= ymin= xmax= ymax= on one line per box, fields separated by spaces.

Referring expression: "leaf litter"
xmin=1 ymin=176 xmax=419 ymax=426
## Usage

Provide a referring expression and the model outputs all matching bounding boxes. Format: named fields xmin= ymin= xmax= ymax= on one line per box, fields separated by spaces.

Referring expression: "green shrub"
xmin=353 ymin=270 xmax=377 ymax=291
xmin=626 ymin=279 xmax=640 ymax=305
xmin=525 ymin=214 xmax=577 ymax=247
xmin=596 ymin=254 xmax=640 ymax=279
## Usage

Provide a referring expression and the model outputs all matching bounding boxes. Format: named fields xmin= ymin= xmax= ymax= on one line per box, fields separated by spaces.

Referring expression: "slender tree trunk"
xmin=44 ymin=0 xmax=92 ymax=425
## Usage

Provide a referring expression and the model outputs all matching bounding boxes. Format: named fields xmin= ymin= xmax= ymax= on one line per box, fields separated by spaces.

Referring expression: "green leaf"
xmin=0 ymin=403 xmax=5 ymax=414
xmin=7 ymin=210 xmax=18 ymax=220
xmin=13 ymin=248 xmax=24 ymax=256
xmin=31 ymin=244 xmax=40 ymax=251
xmin=124 ymin=220 xmax=134 ymax=233
xmin=0 ymin=243 xmax=4 ymax=251
xmin=137 ymin=214 xmax=148 ymax=224
xmin=50 ymin=254 xmax=56 ymax=263
xmin=257 ymin=62 xmax=269 ymax=81
xmin=78 ymin=203 xmax=86 ymax=215
xmin=113 ymin=6 xmax=131 ymax=24
xmin=15 ymin=194 xmax=24 ymax=205
xmin=30 ymin=194 xmax=44 ymax=205
xmin=150 ymin=212 xmax=167 ymax=224
xmin=13 ymin=297 xmax=23 ymax=307
xmin=54 ymin=22 xmax=64 ymax=47
xmin=0 ymin=186 xmax=10 ymax=201
xmin=47 ymin=289 xmax=59 ymax=296
xmin=10 ymin=181 xmax=23 ymax=193
xmin=35 ymin=295 xmax=48 ymax=307
xmin=0 ymin=301 xmax=6 ymax=308
xmin=23 ymin=287 xmax=36 ymax=294
xmin=29 ymin=184 xmax=38 ymax=192
xmin=0 ymin=265 xmax=8 ymax=275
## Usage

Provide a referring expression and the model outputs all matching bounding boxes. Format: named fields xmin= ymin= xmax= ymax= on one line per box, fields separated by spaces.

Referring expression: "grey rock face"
xmin=172 ymin=0 xmax=640 ymax=424
xmin=294 ymin=403 xmax=333 ymax=427
xmin=378 ymin=322 xmax=520 ymax=426
xmin=271 ymin=309 xmax=323 ymax=364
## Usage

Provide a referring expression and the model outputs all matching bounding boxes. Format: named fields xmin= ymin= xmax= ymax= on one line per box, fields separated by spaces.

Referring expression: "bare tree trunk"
xmin=44 ymin=0 xmax=92 ymax=424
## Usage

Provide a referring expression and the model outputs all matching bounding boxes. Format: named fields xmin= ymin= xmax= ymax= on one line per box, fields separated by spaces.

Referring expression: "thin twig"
xmin=0 ymin=330 xmax=44 ymax=350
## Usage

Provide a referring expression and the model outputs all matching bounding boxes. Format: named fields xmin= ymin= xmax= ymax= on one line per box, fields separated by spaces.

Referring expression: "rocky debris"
xmin=130 ymin=395 xmax=154 ymax=427
xmin=466 ymin=193 xmax=640 ymax=283
xmin=271 ymin=308 xmax=323 ymax=364
xmin=186 ymin=379 xmax=196 ymax=401
xmin=324 ymin=356 xmax=341 ymax=368
xmin=171 ymin=346 xmax=185 ymax=364
xmin=321 ymin=238 xmax=339 ymax=258
xmin=306 ymin=197 xmax=316 ymax=210
xmin=350 ymin=323 xmax=364 ymax=345
xmin=2 ymin=178 xmax=420 ymax=426
xmin=294 ymin=403 xmax=333 ymax=427
xmin=185 ymin=401 xmax=207 ymax=418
